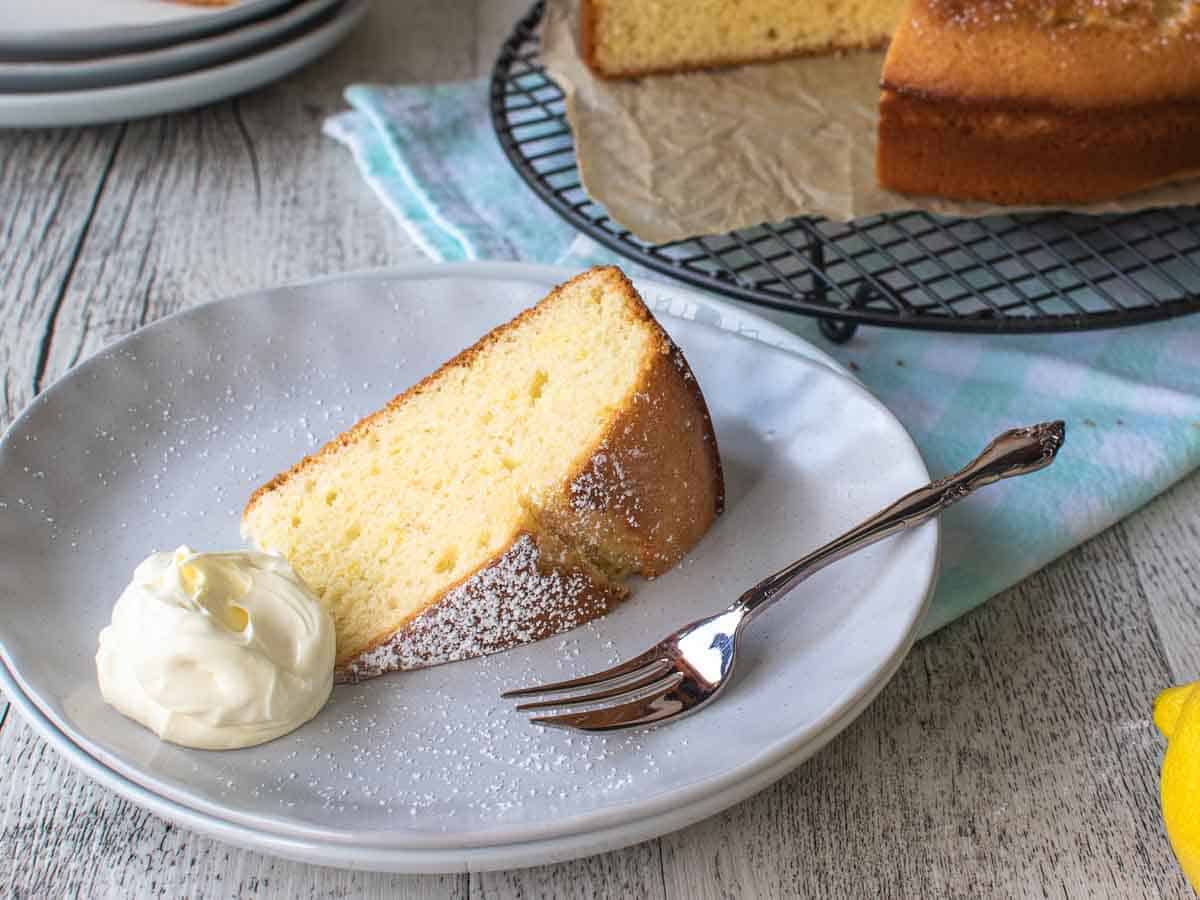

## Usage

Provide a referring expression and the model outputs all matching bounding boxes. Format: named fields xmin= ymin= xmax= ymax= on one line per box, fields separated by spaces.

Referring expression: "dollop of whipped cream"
xmin=96 ymin=546 xmax=335 ymax=750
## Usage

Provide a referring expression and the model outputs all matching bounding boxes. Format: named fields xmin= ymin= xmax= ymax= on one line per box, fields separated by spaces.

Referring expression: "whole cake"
xmin=581 ymin=0 xmax=1200 ymax=205
xmin=242 ymin=267 xmax=723 ymax=683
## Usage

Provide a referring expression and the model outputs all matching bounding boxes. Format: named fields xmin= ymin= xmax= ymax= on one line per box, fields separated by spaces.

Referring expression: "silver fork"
xmin=503 ymin=421 xmax=1066 ymax=732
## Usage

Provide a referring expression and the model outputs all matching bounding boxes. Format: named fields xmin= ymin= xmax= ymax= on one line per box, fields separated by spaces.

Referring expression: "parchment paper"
xmin=542 ymin=0 xmax=1200 ymax=244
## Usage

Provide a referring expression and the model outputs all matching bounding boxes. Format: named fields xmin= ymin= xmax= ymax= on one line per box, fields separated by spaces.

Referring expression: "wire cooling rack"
xmin=489 ymin=2 xmax=1200 ymax=341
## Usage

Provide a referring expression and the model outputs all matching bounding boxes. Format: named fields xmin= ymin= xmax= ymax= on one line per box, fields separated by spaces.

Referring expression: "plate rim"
xmin=0 ymin=260 xmax=938 ymax=865
xmin=0 ymin=0 xmax=366 ymax=128
xmin=0 ymin=0 xmax=344 ymax=94
xmin=0 ymin=0 xmax=295 ymax=58
xmin=0 ymin=618 xmax=923 ymax=872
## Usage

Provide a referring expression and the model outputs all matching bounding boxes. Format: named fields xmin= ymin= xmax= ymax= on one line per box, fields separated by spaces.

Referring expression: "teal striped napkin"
xmin=325 ymin=79 xmax=1200 ymax=636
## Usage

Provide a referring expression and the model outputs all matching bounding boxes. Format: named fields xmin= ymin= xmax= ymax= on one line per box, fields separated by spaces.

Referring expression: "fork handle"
xmin=735 ymin=421 xmax=1066 ymax=621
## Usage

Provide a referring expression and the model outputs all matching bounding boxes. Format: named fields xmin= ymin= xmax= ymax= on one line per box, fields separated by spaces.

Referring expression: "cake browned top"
xmin=883 ymin=0 xmax=1200 ymax=108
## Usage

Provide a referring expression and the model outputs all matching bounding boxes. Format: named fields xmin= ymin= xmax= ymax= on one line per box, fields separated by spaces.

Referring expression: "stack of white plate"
xmin=0 ymin=0 xmax=368 ymax=128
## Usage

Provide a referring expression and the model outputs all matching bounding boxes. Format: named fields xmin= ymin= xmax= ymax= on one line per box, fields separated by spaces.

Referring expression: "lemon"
xmin=1155 ymin=679 xmax=1200 ymax=891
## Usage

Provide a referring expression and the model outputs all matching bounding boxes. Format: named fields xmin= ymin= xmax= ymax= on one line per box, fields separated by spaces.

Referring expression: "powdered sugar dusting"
xmin=228 ymin=629 xmax=679 ymax=825
xmin=570 ymin=442 xmax=642 ymax=524
xmin=338 ymin=534 xmax=622 ymax=682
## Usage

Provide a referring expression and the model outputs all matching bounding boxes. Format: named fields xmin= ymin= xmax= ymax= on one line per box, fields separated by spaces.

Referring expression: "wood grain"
xmin=1120 ymin=475 xmax=1200 ymax=681
xmin=32 ymin=0 xmax=523 ymax=388
xmin=0 ymin=127 xmax=122 ymax=419
xmin=473 ymin=841 xmax=667 ymax=900
xmin=1 ymin=0 xmax=1197 ymax=896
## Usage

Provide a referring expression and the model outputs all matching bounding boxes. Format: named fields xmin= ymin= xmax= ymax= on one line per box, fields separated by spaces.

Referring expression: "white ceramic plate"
xmin=0 ymin=0 xmax=365 ymax=128
xmin=0 ymin=0 xmax=341 ymax=93
xmin=0 ymin=0 xmax=293 ymax=59
xmin=0 ymin=263 xmax=937 ymax=871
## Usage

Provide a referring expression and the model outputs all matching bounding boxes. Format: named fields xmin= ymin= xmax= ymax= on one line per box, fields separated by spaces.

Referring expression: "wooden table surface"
xmin=2 ymin=2 xmax=1197 ymax=896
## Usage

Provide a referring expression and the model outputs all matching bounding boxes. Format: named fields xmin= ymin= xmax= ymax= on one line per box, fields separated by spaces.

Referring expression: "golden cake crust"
xmin=882 ymin=0 xmax=1200 ymax=109
xmin=877 ymin=90 xmax=1200 ymax=204
xmin=877 ymin=0 xmax=1200 ymax=203
xmin=535 ymin=323 xmax=724 ymax=580
xmin=244 ymin=267 xmax=724 ymax=681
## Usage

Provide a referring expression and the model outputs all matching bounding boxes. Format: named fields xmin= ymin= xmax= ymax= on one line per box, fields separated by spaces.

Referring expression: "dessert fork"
xmin=503 ymin=421 xmax=1065 ymax=732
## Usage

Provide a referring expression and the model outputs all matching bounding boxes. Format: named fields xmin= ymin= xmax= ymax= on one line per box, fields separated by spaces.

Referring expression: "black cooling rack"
xmin=489 ymin=2 xmax=1200 ymax=342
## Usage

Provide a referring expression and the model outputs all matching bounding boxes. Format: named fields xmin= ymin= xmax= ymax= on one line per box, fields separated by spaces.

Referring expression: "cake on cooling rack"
xmin=242 ymin=266 xmax=723 ymax=683
xmin=580 ymin=0 xmax=1200 ymax=205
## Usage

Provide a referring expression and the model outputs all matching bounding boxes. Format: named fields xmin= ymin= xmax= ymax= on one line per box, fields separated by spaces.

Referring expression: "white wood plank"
xmin=658 ymin=523 xmax=1192 ymax=898
xmin=1119 ymin=474 xmax=1200 ymax=681
xmin=0 ymin=126 xmax=122 ymax=424
xmin=474 ymin=0 xmax=537 ymax=75
xmin=473 ymin=840 xmax=666 ymax=900
xmin=31 ymin=0 xmax=515 ymax=385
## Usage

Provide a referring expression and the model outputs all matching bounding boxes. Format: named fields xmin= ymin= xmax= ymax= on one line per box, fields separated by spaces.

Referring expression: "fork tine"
xmin=529 ymin=683 xmax=687 ymax=732
xmin=514 ymin=665 xmax=679 ymax=712
xmin=500 ymin=649 xmax=666 ymax=699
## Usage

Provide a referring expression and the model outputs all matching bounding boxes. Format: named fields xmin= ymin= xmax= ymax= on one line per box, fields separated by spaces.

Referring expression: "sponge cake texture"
xmin=242 ymin=267 xmax=723 ymax=682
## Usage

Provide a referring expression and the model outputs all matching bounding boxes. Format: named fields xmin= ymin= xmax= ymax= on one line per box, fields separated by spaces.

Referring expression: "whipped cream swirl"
xmin=96 ymin=546 xmax=335 ymax=750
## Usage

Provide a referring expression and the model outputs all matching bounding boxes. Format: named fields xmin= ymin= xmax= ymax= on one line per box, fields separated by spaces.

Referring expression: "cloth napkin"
xmin=326 ymin=79 xmax=1200 ymax=637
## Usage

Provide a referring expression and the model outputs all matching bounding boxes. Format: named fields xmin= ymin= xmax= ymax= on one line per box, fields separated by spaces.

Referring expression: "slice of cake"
xmin=242 ymin=267 xmax=723 ymax=683
xmin=876 ymin=0 xmax=1200 ymax=204
xmin=581 ymin=0 xmax=907 ymax=78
